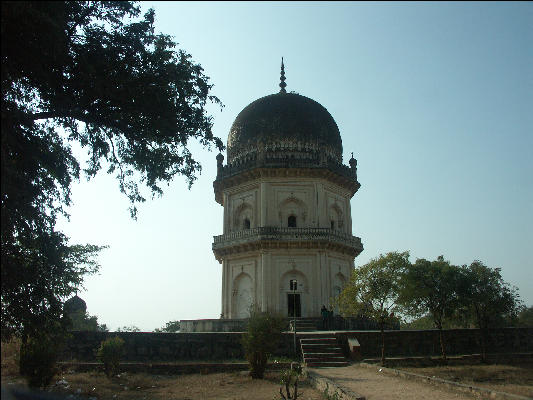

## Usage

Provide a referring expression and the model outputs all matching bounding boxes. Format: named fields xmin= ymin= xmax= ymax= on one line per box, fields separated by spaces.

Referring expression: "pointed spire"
xmin=279 ymin=57 xmax=287 ymax=93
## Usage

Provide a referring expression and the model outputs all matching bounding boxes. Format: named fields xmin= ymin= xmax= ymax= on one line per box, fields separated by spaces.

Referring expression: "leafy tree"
xmin=154 ymin=320 xmax=180 ymax=333
xmin=1 ymin=2 xmax=222 ymax=340
xmin=401 ymin=314 xmax=436 ymax=330
xmin=456 ymin=261 xmax=522 ymax=362
xmin=116 ymin=325 xmax=140 ymax=332
xmin=517 ymin=306 xmax=533 ymax=327
xmin=337 ymin=251 xmax=410 ymax=365
xmin=19 ymin=330 xmax=64 ymax=389
xmin=1 ymin=241 xmax=103 ymax=341
xmin=399 ymin=256 xmax=461 ymax=360
xmin=97 ymin=336 xmax=125 ymax=378
xmin=67 ymin=311 xmax=108 ymax=332
xmin=241 ymin=311 xmax=286 ymax=379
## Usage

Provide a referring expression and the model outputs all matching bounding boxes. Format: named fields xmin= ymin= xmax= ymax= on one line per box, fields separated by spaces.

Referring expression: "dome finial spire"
xmin=279 ymin=57 xmax=287 ymax=93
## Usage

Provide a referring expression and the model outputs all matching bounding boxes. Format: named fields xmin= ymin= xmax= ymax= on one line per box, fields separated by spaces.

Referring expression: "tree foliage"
xmin=19 ymin=330 xmax=64 ymax=389
xmin=337 ymin=251 xmax=410 ymax=365
xmin=97 ymin=336 xmax=125 ymax=378
xmin=517 ymin=306 xmax=533 ymax=327
xmin=457 ymin=261 xmax=522 ymax=330
xmin=1 ymin=240 xmax=103 ymax=340
xmin=1 ymin=2 xmax=222 ymax=340
xmin=456 ymin=261 xmax=522 ymax=361
xmin=67 ymin=311 xmax=108 ymax=332
xmin=154 ymin=320 xmax=180 ymax=333
xmin=241 ymin=311 xmax=286 ymax=379
xmin=116 ymin=325 xmax=140 ymax=332
xmin=399 ymin=255 xmax=461 ymax=359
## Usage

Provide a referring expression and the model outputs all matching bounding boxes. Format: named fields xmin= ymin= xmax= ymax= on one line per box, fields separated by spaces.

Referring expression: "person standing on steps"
xmin=321 ymin=305 xmax=328 ymax=330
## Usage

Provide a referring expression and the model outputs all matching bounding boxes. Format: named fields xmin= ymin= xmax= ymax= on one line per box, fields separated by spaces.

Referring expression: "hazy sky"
xmin=56 ymin=2 xmax=532 ymax=331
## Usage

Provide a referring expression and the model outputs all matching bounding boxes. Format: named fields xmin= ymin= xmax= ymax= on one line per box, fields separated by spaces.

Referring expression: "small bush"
xmin=19 ymin=334 xmax=61 ymax=388
xmin=241 ymin=311 xmax=285 ymax=379
xmin=279 ymin=362 xmax=302 ymax=400
xmin=1 ymin=337 xmax=21 ymax=376
xmin=97 ymin=336 xmax=125 ymax=377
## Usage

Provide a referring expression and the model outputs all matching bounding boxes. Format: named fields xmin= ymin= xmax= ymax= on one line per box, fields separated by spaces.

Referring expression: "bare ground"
xmin=398 ymin=362 xmax=533 ymax=398
xmin=312 ymin=365 xmax=473 ymax=400
xmin=4 ymin=370 xmax=324 ymax=400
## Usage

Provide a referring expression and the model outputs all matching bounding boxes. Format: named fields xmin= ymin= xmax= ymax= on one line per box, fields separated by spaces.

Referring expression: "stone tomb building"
xmin=212 ymin=64 xmax=363 ymax=320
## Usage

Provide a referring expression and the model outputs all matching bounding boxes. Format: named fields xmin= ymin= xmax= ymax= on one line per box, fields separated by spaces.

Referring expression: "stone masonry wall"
xmin=61 ymin=331 xmax=296 ymax=362
xmin=60 ymin=328 xmax=532 ymax=362
xmin=337 ymin=327 xmax=533 ymax=358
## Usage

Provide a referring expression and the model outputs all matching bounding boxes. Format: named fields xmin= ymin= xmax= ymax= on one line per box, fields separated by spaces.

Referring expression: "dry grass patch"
xmin=4 ymin=369 xmax=324 ymax=400
xmin=397 ymin=361 xmax=533 ymax=398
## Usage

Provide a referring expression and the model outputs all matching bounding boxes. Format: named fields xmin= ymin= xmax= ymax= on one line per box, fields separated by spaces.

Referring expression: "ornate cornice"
xmin=213 ymin=157 xmax=360 ymax=204
xmin=212 ymin=227 xmax=363 ymax=262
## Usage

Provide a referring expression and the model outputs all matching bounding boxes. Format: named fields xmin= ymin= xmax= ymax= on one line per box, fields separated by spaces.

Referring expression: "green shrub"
xmin=241 ymin=311 xmax=285 ymax=379
xmin=19 ymin=334 xmax=61 ymax=388
xmin=279 ymin=362 xmax=302 ymax=400
xmin=97 ymin=336 xmax=125 ymax=377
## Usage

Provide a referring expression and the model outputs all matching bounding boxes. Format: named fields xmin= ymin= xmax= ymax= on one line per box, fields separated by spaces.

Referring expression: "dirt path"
xmin=311 ymin=365 xmax=471 ymax=400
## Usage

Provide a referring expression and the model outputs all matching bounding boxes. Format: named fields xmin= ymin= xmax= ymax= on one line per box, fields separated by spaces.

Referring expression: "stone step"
xmin=300 ymin=338 xmax=337 ymax=343
xmin=300 ymin=335 xmax=348 ymax=368
xmin=303 ymin=352 xmax=345 ymax=357
xmin=304 ymin=356 xmax=346 ymax=363
xmin=306 ymin=361 xmax=350 ymax=368
xmin=301 ymin=344 xmax=342 ymax=350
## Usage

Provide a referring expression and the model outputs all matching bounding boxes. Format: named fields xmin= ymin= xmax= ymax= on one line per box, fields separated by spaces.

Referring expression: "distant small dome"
xmin=227 ymin=92 xmax=343 ymax=164
xmin=64 ymin=295 xmax=87 ymax=315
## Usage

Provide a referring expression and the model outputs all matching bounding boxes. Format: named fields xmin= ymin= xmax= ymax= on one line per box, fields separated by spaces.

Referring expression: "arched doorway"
xmin=280 ymin=270 xmax=308 ymax=317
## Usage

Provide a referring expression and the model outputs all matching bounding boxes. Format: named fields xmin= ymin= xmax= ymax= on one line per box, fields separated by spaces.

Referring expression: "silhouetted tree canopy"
xmin=455 ymin=261 xmax=522 ymax=361
xmin=337 ymin=251 xmax=410 ymax=365
xmin=116 ymin=325 xmax=141 ymax=332
xmin=1 ymin=1 xmax=223 ymax=340
xmin=154 ymin=320 xmax=180 ymax=333
xmin=517 ymin=306 xmax=533 ymax=327
xmin=398 ymin=255 xmax=462 ymax=359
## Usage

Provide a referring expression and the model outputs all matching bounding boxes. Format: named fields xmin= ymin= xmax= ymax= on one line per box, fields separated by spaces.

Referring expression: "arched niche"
xmin=329 ymin=203 xmax=344 ymax=231
xmin=233 ymin=202 xmax=254 ymax=231
xmin=232 ymin=272 xmax=254 ymax=318
xmin=278 ymin=196 xmax=308 ymax=228
xmin=332 ymin=272 xmax=347 ymax=298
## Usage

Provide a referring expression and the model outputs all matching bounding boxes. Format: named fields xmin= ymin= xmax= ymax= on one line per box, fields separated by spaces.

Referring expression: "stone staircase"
xmin=300 ymin=336 xmax=349 ymax=368
xmin=289 ymin=317 xmax=320 ymax=332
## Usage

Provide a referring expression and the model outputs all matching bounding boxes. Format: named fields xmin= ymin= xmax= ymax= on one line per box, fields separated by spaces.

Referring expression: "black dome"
xmin=227 ymin=92 xmax=343 ymax=163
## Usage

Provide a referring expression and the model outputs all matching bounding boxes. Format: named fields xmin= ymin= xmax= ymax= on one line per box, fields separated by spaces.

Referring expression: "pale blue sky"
xmin=56 ymin=2 xmax=532 ymax=331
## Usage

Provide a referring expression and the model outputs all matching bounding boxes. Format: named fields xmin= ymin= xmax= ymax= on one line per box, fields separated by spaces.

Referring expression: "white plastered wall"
xmin=220 ymin=177 xmax=356 ymax=318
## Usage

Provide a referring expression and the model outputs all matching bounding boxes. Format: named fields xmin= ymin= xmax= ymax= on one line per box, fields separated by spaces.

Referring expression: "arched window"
xmin=288 ymin=215 xmax=297 ymax=228
xmin=243 ymin=218 xmax=250 ymax=229
xmin=289 ymin=279 xmax=298 ymax=291
xmin=330 ymin=220 xmax=335 ymax=229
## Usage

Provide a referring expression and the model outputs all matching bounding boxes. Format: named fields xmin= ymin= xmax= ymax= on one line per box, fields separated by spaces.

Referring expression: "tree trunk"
xmin=438 ymin=326 xmax=447 ymax=361
xmin=380 ymin=322 xmax=385 ymax=366
xmin=435 ymin=317 xmax=446 ymax=361
xmin=480 ymin=327 xmax=488 ymax=363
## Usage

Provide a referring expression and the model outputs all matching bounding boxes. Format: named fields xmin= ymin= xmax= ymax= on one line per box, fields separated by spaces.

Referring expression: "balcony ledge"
xmin=212 ymin=227 xmax=363 ymax=261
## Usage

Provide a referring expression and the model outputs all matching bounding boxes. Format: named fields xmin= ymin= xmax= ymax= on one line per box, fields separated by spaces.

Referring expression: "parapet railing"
xmin=212 ymin=227 xmax=362 ymax=249
xmin=216 ymin=155 xmax=357 ymax=182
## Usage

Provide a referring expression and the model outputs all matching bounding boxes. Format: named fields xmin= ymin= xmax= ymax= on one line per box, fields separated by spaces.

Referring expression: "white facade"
xmin=214 ymin=175 xmax=362 ymax=318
